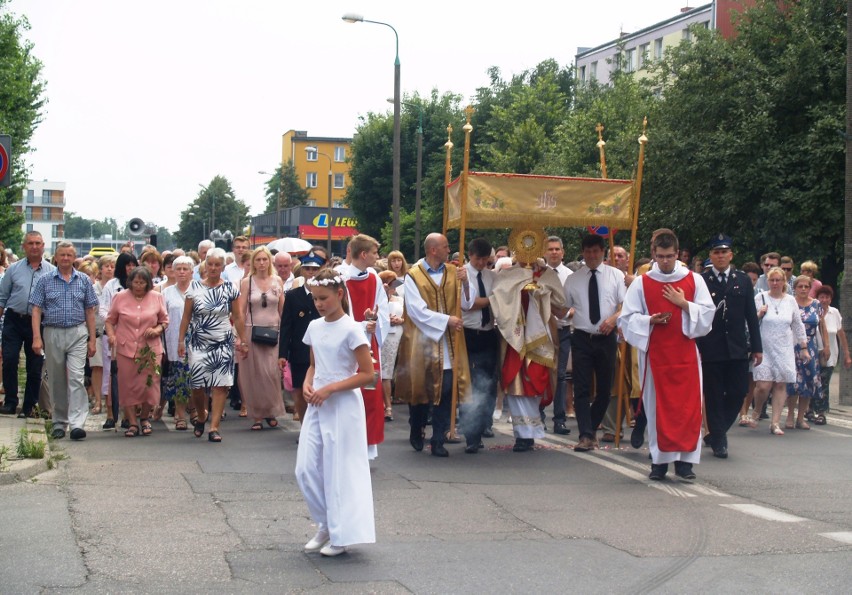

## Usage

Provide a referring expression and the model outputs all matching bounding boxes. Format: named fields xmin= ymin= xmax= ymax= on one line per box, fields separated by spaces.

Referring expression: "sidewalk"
xmin=0 ymin=413 xmax=51 ymax=485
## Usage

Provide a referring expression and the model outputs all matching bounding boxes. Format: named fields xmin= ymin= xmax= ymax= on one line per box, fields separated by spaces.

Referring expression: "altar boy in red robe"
xmin=618 ymin=229 xmax=715 ymax=481
xmin=341 ymin=234 xmax=389 ymax=460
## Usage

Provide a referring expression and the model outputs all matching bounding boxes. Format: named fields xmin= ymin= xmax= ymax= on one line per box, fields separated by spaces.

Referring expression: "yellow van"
xmin=89 ymin=247 xmax=118 ymax=258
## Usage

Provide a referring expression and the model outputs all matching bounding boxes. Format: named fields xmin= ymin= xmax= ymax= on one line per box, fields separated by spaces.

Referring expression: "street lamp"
xmin=199 ymin=183 xmax=214 ymax=234
xmin=188 ymin=210 xmax=207 ymax=241
xmin=389 ymin=97 xmax=424 ymax=259
xmin=258 ymin=169 xmax=283 ymax=239
xmin=343 ymin=12 xmax=401 ymax=251
xmin=305 ymin=146 xmax=333 ymax=255
xmin=90 ymin=222 xmax=95 ymax=254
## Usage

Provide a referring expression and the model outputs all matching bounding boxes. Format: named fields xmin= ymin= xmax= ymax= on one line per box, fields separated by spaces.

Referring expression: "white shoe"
xmin=304 ymin=529 xmax=330 ymax=553
xmin=320 ymin=543 xmax=347 ymax=557
xmin=492 ymin=410 xmax=502 ymax=421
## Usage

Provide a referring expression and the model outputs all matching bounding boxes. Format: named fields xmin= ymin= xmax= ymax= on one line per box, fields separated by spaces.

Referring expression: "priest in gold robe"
xmin=395 ymin=233 xmax=473 ymax=458
xmin=490 ymin=229 xmax=568 ymax=452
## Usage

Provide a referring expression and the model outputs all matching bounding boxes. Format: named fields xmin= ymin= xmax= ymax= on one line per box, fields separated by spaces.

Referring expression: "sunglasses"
xmin=261 ymin=292 xmax=268 ymax=308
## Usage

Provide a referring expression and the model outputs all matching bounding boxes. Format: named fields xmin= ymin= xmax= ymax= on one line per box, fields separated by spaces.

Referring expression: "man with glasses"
xmin=754 ymin=252 xmax=780 ymax=293
xmin=619 ymin=229 xmax=715 ymax=481
xmin=780 ymin=256 xmax=795 ymax=294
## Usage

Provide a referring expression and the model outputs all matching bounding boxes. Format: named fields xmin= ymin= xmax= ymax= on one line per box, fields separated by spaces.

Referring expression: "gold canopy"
xmin=445 ymin=171 xmax=634 ymax=230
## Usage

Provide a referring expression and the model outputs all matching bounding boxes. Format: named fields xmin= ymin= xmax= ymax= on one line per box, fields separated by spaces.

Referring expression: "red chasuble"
xmin=345 ymin=273 xmax=385 ymax=446
xmin=642 ymin=274 xmax=702 ymax=452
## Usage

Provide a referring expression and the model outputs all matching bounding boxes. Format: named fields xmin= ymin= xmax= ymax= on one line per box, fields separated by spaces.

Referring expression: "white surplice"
xmin=618 ymin=262 xmax=715 ymax=465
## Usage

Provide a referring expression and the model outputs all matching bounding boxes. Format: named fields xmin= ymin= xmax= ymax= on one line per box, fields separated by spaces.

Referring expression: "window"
xmin=26 ymin=224 xmax=33 ymax=232
xmin=52 ymin=224 xmax=61 ymax=237
xmin=306 ymin=148 xmax=318 ymax=161
xmin=590 ymin=61 xmax=597 ymax=80
xmin=333 ymin=200 xmax=346 ymax=209
xmin=683 ymin=28 xmax=692 ymax=42
xmin=306 ymin=199 xmax=317 ymax=207
xmin=25 ymin=207 xmax=33 ymax=219
xmin=334 ymin=146 xmax=345 ymax=162
xmin=42 ymin=189 xmax=52 ymax=203
xmin=638 ymin=43 xmax=649 ymax=69
xmin=624 ymin=48 xmax=635 ymax=73
xmin=654 ymin=38 xmax=663 ymax=60
xmin=578 ymin=65 xmax=586 ymax=82
xmin=333 ymin=173 xmax=345 ymax=189
xmin=26 ymin=189 xmax=34 ymax=203
xmin=306 ymin=172 xmax=318 ymax=188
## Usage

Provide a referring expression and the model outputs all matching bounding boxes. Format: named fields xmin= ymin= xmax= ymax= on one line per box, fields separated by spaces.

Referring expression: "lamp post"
xmin=389 ymin=97 xmax=423 ymax=259
xmin=90 ymin=222 xmax=95 ymax=253
xmin=258 ymin=168 xmax=283 ymax=239
xmin=343 ymin=12 xmax=401 ymax=251
xmin=199 ymin=183 xmax=214 ymax=235
xmin=305 ymin=146 xmax=334 ymax=255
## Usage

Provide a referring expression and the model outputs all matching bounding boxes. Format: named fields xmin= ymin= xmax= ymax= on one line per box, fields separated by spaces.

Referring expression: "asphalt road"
xmin=2 ymin=403 xmax=851 ymax=594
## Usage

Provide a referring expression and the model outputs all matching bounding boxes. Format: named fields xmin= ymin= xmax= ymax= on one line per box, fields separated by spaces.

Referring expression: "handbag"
xmin=249 ymin=276 xmax=279 ymax=346
xmin=161 ymin=334 xmax=171 ymax=378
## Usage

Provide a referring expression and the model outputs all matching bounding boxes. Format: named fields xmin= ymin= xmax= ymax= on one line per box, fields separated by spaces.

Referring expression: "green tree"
xmin=644 ymin=0 xmax=845 ymax=276
xmin=347 ymin=89 xmax=465 ymax=260
xmin=0 ymin=1 xmax=47 ymax=245
xmin=263 ymin=159 xmax=309 ymax=213
xmin=472 ymin=59 xmax=574 ymax=174
xmin=63 ymin=212 xmax=120 ymax=240
xmin=174 ymin=175 xmax=249 ymax=249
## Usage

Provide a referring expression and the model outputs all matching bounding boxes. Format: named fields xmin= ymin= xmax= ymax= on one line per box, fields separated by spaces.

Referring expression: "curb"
xmin=0 ymin=417 xmax=53 ymax=485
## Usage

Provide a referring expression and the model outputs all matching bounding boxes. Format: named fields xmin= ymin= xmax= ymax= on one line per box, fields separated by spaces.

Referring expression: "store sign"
xmin=312 ymin=214 xmax=358 ymax=229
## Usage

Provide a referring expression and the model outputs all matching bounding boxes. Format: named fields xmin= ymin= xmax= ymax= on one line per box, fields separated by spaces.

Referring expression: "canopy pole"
xmin=448 ymin=106 xmax=474 ymax=443
xmin=615 ymin=117 xmax=649 ymax=448
xmin=442 ymin=124 xmax=454 ymax=237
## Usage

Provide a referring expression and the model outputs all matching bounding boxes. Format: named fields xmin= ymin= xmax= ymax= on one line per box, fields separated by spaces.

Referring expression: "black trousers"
xmin=409 ymin=369 xmax=453 ymax=446
xmin=570 ymin=330 xmax=617 ymax=439
xmin=2 ymin=311 xmax=44 ymax=414
xmin=702 ymin=359 xmax=750 ymax=449
xmin=459 ymin=328 xmax=499 ymax=445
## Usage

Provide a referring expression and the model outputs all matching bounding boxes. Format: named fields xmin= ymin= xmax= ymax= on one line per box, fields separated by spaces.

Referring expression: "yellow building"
xmin=281 ymin=130 xmax=352 ymax=209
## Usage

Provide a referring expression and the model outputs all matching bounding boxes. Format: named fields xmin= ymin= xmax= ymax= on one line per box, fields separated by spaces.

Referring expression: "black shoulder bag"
xmin=249 ymin=276 xmax=279 ymax=346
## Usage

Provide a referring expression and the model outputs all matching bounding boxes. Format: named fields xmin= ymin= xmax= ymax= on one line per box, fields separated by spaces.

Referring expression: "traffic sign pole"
xmin=0 ymin=135 xmax=11 ymax=188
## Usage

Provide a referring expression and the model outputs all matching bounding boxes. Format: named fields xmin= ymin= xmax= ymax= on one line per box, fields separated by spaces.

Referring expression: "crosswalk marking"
xmin=818 ymin=532 xmax=852 ymax=545
xmin=720 ymin=504 xmax=806 ymax=523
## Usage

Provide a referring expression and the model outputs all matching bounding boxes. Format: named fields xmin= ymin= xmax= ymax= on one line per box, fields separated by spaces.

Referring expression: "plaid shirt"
xmin=29 ymin=268 xmax=99 ymax=328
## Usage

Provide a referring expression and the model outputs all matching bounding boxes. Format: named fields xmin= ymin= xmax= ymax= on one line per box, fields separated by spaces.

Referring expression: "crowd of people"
xmin=0 ymin=228 xmax=848 ymax=555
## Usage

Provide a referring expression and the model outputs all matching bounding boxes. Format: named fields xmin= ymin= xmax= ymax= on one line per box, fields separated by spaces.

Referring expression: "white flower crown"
xmin=306 ymin=275 xmax=346 ymax=287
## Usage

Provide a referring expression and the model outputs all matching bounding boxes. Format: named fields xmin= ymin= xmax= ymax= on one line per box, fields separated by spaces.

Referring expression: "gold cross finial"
xmin=464 ymin=105 xmax=475 ymax=123
xmin=596 ymin=123 xmax=605 ymax=140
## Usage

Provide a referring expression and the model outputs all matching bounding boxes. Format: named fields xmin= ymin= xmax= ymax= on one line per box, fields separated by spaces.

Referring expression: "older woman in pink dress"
xmin=105 ymin=267 xmax=168 ymax=437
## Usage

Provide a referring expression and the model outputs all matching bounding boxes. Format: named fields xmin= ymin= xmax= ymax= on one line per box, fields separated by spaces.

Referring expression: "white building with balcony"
xmin=14 ymin=180 xmax=66 ymax=254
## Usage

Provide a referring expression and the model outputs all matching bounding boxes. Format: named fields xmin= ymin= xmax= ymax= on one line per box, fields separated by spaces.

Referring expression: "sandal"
xmin=141 ymin=421 xmax=153 ymax=436
xmin=175 ymin=419 xmax=188 ymax=431
xmin=250 ymin=422 xmax=263 ymax=431
xmin=265 ymin=417 xmax=279 ymax=428
xmin=91 ymin=405 xmax=102 ymax=415
xmin=193 ymin=414 xmax=208 ymax=438
xmin=385 ymin=407 xmax=394 ymax=422
xmin=738 ymin=415 xmax=751 ymax=427
xmin=239 ymin=409 xmax=248 ymax=418
xmin=784 ymin=422 xmax=795 ymax=430
xmin=208 ymin=430 xmax=222 ymax=443
xmin=124 ymin=424 xmax=140 ymax=438
xmin=770 ymin=423 xmax=785 ymax=436
xmin=814 ymin=414 xmax=827 ymax=426
xmin=795 ymin=420 xmax=811 ymax=430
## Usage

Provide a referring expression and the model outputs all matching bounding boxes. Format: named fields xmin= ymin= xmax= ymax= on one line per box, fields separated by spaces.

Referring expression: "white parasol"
xmin=267 ymin=237 xmax=312 ymax=255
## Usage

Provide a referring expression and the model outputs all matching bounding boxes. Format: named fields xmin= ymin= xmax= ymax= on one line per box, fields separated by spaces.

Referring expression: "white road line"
xmin=720 ymin=503 xmax=806 ymax=523
xmin=818 ymin=532 xmax=852 ymax=545
xmin=823 ymin=416 xmax=852 ymax=430
xmin=813 ymin=429 xmax=852 ymax=438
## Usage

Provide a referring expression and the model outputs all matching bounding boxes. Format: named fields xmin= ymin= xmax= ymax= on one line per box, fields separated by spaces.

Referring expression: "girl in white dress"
xmin=296 ymin=268 xmax=376 ymax=557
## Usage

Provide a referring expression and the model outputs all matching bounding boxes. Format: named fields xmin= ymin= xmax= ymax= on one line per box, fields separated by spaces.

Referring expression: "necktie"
xmin=589 ymin=269 xmax=601 ymax=325
xmin=719 ymin=271 xmax=726 ymax=284
xmin=477 ymin=271 xmax=490 ymax=326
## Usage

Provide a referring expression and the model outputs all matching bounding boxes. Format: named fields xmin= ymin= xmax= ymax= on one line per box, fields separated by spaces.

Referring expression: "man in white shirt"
xmin=222 ymin=236 xmax=250 ymax=285
xmin=564 ymin=235 xmax=626 ymax=452
xmin=273 ymin=251 xmax=295 ymax=291
xmin=192 ymin=239 xmax=214 ymax=281
xmin=544 ymin=236 xmax=573 ymax=435
xmin=459 ymin=238 xmax=498 ymax=453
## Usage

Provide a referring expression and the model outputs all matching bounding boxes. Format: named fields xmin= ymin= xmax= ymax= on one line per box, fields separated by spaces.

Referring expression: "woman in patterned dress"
xmin=177 ymin=248 xmax=247 ymax=443
xmin=785 ymin=275 xmax=829 ymax=430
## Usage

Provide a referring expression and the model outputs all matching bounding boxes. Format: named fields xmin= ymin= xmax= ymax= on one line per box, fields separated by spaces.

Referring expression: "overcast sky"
xmin=11 ymin=0 xmax=694 ymax=235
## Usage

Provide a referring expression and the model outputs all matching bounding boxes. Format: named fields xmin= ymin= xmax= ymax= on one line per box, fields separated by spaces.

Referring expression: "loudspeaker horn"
xmin=127 ymin=218 xmax=146 ymax=236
